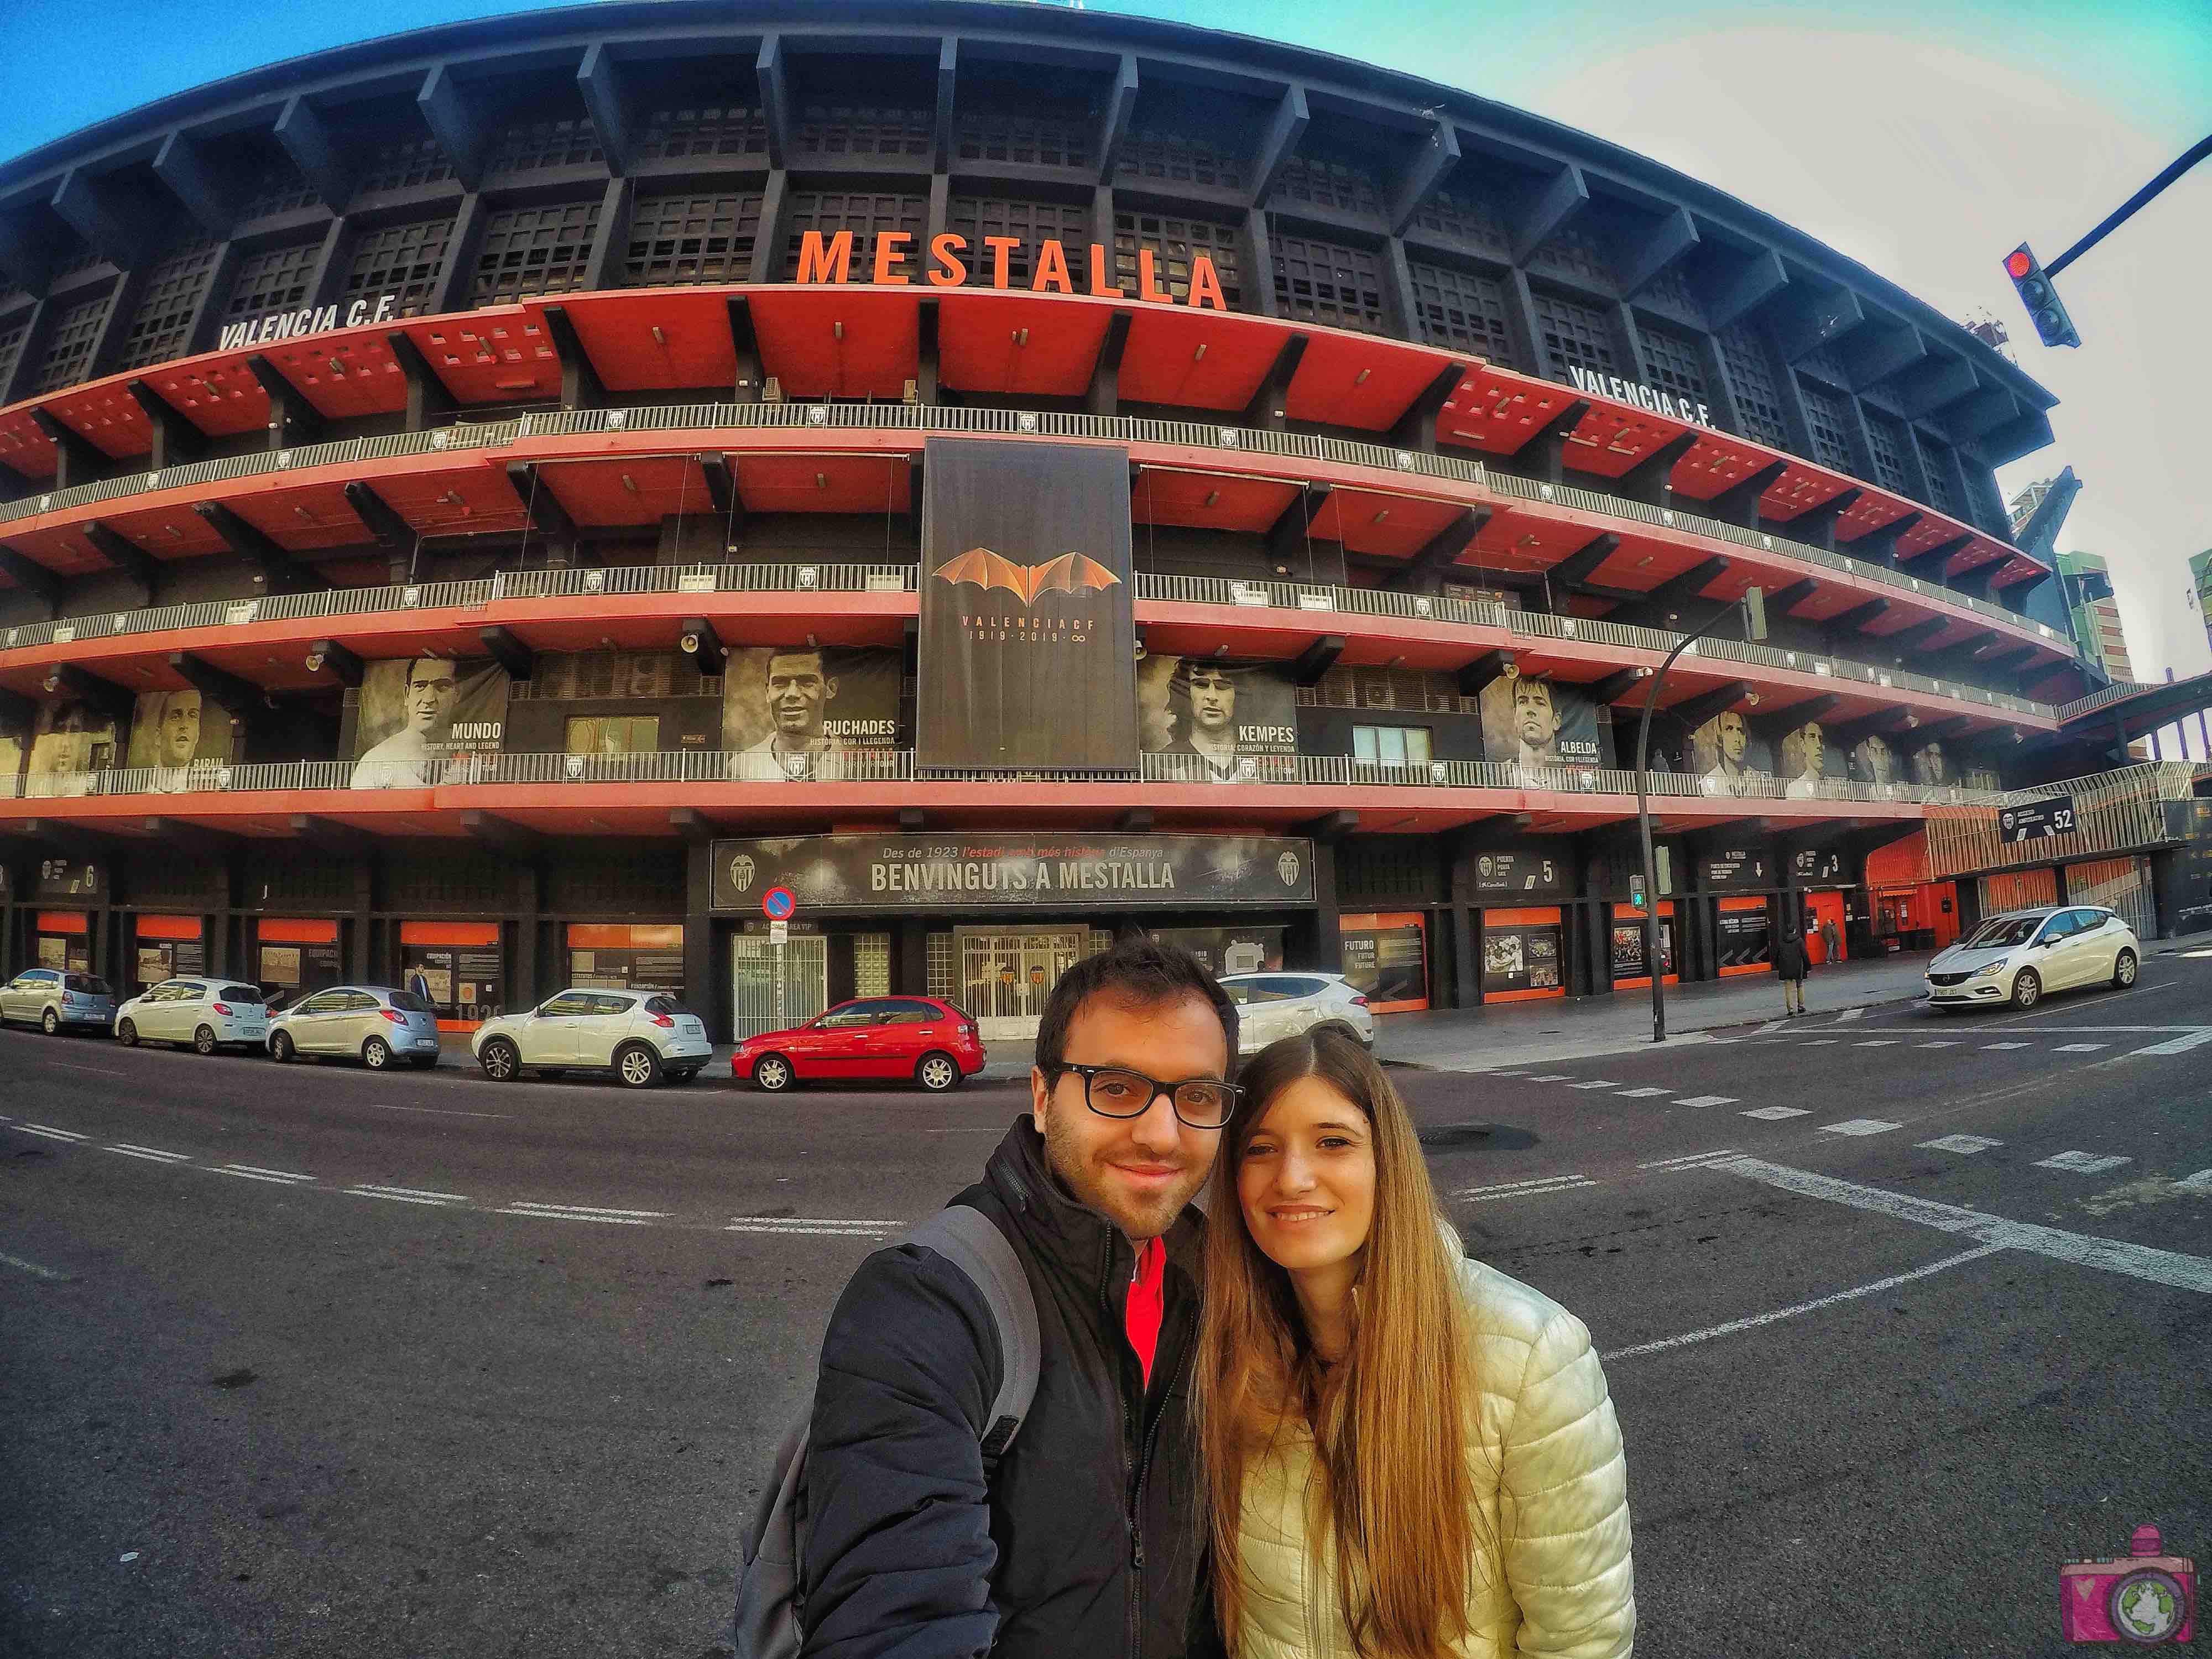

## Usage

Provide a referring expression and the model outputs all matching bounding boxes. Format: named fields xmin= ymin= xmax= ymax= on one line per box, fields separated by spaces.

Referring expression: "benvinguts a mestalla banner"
xmin=709 ymin=833 xmax=1317 ymax=911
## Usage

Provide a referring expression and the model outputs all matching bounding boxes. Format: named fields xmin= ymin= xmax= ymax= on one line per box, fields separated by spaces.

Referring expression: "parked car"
xmin=268 ymin=985 xmax=443 ymax=1070
xmin=731 ymin=997 xmax=984 ymax=1093
xmin=0 ymin=968 xmax=116 ymax=1035
xmin=114 ymin=979 xmax=272 ymax=1054
xmin=1218 ymin=972 xmax=1377 ymax=1055
xmin=1924 ymin=906 xmax=2140 ymax=1011
xmin=471 ymin=988 xmax=712 ymax=1087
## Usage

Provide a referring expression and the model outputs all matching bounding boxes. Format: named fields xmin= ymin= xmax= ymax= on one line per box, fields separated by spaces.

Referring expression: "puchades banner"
xmin=126 ymin=688 xmax=238 ymax=791
xmin=1138 ymin=656 xmax=1299 ymax=782
xmin=1479 ymin=676 xmax=1610 ymax=777
xmin=342 ymin=655 xmax=509 ymax=789
xmin=917 ymin=437 xmax=1138 ymax=771
xmin=709 ymin=832 xmax=1318 ymax=911
xmin=721 ymin=646 xmax=904 ymax=781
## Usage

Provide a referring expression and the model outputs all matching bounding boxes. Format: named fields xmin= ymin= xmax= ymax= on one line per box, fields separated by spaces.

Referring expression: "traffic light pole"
xmin=1634 ymin=597 xmax=1759 ymax=1044
xmin=2046 ymin=132 xmax=2211 ymax=279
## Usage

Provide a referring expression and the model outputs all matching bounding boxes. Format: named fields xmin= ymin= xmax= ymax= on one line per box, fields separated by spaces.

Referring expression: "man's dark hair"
xmin=1035 ymin=936 xmax=1239 ymax=1078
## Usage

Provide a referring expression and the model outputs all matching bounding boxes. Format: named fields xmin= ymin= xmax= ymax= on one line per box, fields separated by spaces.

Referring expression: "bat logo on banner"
xmin=931 ymin=546 xmax=1122 ymax=603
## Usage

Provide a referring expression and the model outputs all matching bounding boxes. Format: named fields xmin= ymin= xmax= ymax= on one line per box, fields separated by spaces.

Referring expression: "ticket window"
xmin=567 ymin=924 xmax=686 ymax=1003
xmin=399 ymin=921 xmax=504 ymax=1028
xmin=35 ymin=912 xmax=91 ymax=974
xmin=1611 ymin=902 xmax=1677 ymax=990
xmin=133 ymin=915 xmax=207 ymax=988
xmin=256 ymin=919 xmax=343 ymax=1007
xmin=1339 ymin=912 xmax=1429 ymax=1013
xmin=1716 ymin=898 xmax=1772 ymax=978
xmin=1480 ymin=908 xmax=1566 ymax=1003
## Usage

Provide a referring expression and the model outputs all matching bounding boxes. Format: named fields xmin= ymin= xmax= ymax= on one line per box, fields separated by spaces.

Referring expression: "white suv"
xmin=471 ymin=989 xmax=712 ymax=1088
xmin=115 ymin=979 xmax=272 ymax=1054
xmin=1218 ymin=972 xmax=1378 ymax=1056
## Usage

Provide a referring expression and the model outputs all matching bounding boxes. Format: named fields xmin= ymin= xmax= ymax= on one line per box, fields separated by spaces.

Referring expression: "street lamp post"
xmin=1634 ymin=588 xmax=1766 ymax=1044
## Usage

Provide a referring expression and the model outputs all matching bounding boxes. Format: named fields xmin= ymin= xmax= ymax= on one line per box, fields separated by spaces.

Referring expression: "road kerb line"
xmin=19 ymin=1123 xmax=88 ymax=1142
xmin=504 ymin=1202 xmax=669 ymax=1219
xmin=1602 ymin=1245 xmax=2004 ymax=1361
xmin=0 ymin=1250 xmax=72 ymax=1282
xmin=492 ymin=1207 xmax=653 ymax=1225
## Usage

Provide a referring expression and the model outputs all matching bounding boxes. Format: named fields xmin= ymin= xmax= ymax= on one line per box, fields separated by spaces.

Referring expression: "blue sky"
xmin=5 ymin=0 xmax=2208 ymax=716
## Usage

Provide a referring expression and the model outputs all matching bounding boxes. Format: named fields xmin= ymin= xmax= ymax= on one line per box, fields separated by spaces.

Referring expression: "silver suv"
xmin=0 ymin=968 xmax=117 ymax=1035
xmin=268 ymin=985 xmax=444 ymax=1070
xmin=1217 ymin=972 xmax=1379 ymax=1056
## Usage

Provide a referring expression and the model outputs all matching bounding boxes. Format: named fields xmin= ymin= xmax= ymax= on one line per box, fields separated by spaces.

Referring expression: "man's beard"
xmin=1038 ymin=1109 xmax=1206 ymax=1241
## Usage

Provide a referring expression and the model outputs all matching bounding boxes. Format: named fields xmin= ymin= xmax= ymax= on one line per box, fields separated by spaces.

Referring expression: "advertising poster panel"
xmin=1469 ymin=841 xmax=1575 ymax=900
xmin=1482 ymin=911 xmax=1564 ymax=996
xmin=918 ymin=436 xmax=1138 ymax=771
xmin=126 ymin=688 xmax=238 ymax=790
xmin=1613 ymin=909 xmax=1676 ymax=981
xmin=25 ymin=698 xmax=119 ymax=794
xmin=1146 ymin=925 xmax=1286 ymax=978
xmin=1849 ymin=732 xmax=1903 ymax=789
xmin=1688 ymin=708 xmax=1773 ymax=796
xmin=343 ymin=655 xmax=509 ymax=789
xmin=721 ymin=646 xmax=904 ymax=780
xmin=1137 ymin=656 xmax=1299 ymax=782
xmin=1480 ymin=676 xmax=1608 ymax=778
xmin=711 ymin=832 xmax=1316 ymax=910
xmin=1717 ymin=901 xmax=1773 ymax=972
xmin=1775 ymin=716 xmax=1848 ymax=798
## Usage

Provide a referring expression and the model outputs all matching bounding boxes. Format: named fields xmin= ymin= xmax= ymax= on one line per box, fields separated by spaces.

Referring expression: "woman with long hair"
xmin=1196 ymin=1026 xmax=1634 ymax=1657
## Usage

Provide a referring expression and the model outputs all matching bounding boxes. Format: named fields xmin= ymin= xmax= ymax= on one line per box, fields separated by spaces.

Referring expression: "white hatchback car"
xmin=1924 ymin=905 xmax=2140 ymax=1012
xmin=471 ymin=988 xmax=712 ymax=1088
xmin=114 ymin=978 xmax=272 ymax=1054
xmin=1218 ymin=972 xmax=1378 ymax=1056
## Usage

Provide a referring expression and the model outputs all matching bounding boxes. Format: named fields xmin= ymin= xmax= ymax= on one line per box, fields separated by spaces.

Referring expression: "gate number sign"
xmin=762 ymin=886 xmax=797 ymax=920
xmin=1999 ymin=797 xmax=2075 ymax=845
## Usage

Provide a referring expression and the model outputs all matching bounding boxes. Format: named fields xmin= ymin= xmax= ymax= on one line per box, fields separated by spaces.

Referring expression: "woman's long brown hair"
xmin=1196 ymin=1026 xmax=1490 ymax=1657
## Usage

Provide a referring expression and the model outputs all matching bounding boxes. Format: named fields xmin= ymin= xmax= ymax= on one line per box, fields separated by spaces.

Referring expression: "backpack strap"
xmin=902 ymin=1203 xmax=1041 ymax=1463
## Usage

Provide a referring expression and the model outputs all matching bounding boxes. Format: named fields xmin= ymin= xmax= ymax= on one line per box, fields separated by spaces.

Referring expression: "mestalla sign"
xmin=1564 ymin=366 xmax=1715 ymax=429
xmin=216 ymin=293 xmax=402 ymax=351
xmin=709 ymin=833 xmax=1317 ymax=911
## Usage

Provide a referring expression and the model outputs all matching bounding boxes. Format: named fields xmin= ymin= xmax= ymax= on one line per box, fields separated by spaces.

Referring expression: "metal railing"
xmin=1 ymin=397 xmax=2072 ymax=655
xmin=1921 ymin=760 xmax=2205 ymax=879
xmin=2053 ymin=679 xmax=2159 ymax=724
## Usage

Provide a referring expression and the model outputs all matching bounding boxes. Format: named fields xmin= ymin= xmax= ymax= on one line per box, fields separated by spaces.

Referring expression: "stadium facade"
xmin=1 ymin=0 xmax=2205 ymax=1041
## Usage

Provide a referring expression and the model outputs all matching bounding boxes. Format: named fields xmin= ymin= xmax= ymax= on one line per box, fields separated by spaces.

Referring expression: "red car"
xmin=731 ymin=997 xmax=986 ymax=1093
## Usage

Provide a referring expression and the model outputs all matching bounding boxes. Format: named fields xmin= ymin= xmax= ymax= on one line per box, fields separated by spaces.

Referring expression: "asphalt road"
xmin=4 ymin=951 xmax=2209 ymax=1658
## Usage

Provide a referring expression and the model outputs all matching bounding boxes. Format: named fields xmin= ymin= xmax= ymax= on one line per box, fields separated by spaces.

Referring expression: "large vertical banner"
xmin=722 ymin=646 xmax=904 ymax=780
xmin=343 ymin=655 xmax=509 ymax=789
xmin=919 ymin=437 xmax=1137 ymax=771
xmin=127 ymin=688 xmax=238 ymax=791
xmin=1136 ymin=656 xmax=1299 ymax=781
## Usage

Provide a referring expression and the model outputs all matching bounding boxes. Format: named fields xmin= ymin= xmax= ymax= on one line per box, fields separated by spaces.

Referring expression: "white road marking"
xmin=1638 ymin=1149 xmax=1740 ymax=1170
xmin=1454 ymin=1173 xmax=1595 ymax=1201
xmin=1617 ymin=1087 xmax=1671 ymax=1098
xmin=1568 ymin=1079 xmax=1620 ymax=1089
xmin=347 ymin=1185 xmax=471 ymax=1207
xmin=1742 ymin=1105 xmax=1812 ymax=1120
xmin=45 ymin=1061 xmax=127 ymax=1075
xmin=1713 ymin=1158 xmax=2212 ymax=1295
xmin=0 ymin=1250 xmax=72 ymax=1282
xmin=2178 ymin=1170 xmax=2212 ymax=1193
xmin=1983 ymin=1042 xmax=2031 ymax=1050
xmin=1918 ymin=1041 xmax=1961 ymax=1049
xmin=1798 ymin=1039 xmax=1840 ymax=1046
xmin=213 ymin=1164 xmax=316 ymax=1185
xmin=1820 ymin=1119 xmax=1903 ymax=1136
xmin=2128 ymin=1031 xmax=2212 ymax=1058
xmin=1527 ymin=1073 xmax=1574 ymax=1083
xmin=104 ymin=1145 xmax=194 ymax=1165
xmin=1754 ymin=1021 xmax=1793 ymax=1035
xmin=724 ymin=1218 xmax=901 ymax=1235
xmin=1919 ymin=1135 xmax=2004 ymax=1155
xmin=1675 ymin=1095 xmax=1739 ymax=1109
xmin=2036 ymin=1151 xmax=2133 ymax=1175
xmin=339 ymin=1100 xmax=512 ymax=1120
xmin=504 ymin=1202 xmax=669 ymax=1218
xmin=2054 ymin=1043 xmax=2109 ymax=1053
xmin=492 ymin=1207 xmax=653 ymax=1225
xmin=1603 ymin=1246 xmax=2004 ymax=1361
xmin=1854 ymin=1040 xmax=1900 ymax=1047
xmin=18 ymin=1123 xmax=89 ymax=1142
xmin=1836 ymin=1007 xmax=1865 ymax=1023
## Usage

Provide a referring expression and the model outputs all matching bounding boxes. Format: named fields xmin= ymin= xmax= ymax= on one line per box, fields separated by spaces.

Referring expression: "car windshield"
xmin=220 ymin=984 xmax=265 ymax=1003
xmin=1963 ymin=916 xmax=2043 ymax=951
xmin=388 ymin=990 xmax=435 ymax=1014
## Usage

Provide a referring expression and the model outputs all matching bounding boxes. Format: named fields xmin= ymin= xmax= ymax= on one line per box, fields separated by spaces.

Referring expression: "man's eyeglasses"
xmin=1050 ymin=1063 xmax=1241 ymax=1130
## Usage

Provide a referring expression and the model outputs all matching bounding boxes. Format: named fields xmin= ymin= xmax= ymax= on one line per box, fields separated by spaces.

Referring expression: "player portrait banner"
xmin=341 ymin=655 xmax=509 ymax=789
xmin=24 ymin=697 xmax=121 ymax=795
xmin=126 ymin=688 xmax=238 ymax=791
xmin=1479 ymin=675 xmax=1609 ymax=776
xmin=721 ymin=645 xmax=903 ymax=780
xmin=1137 ymin=656 xmax=1299 ymax=782
xmin=709 ymin=832 xmax=1316 ymax=911
xmin=917 ymin=436 xmax=1138 ymax=772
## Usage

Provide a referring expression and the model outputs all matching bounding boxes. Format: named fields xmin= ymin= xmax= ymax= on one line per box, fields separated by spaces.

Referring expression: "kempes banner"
xmin=709 ymin=832 xmax=1317 ymax=911
xmin=918 ymin=437 xmax=1138 ymax=771
xmin=1137 ymin=656 xmax=1299 ymax=782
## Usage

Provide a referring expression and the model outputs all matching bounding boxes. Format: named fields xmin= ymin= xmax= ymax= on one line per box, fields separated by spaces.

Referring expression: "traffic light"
xmin=2004 ymin=244 xmax=2081 ymax=348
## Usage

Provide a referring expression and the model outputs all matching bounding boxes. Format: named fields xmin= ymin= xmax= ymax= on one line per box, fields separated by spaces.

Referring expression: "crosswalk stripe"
xmin=1527 ymin=1073 xmax=1574 ymax=1082
xmin=1854 ymin=1040 xmax=1898 ymax=1047
xmin=2054 ymin=1043 xmax=2108 ymax=1053
xmin=1918 ymin=1041 xmax=1961 ymax=1048
xmin=1675 ymin=1095 xmax=1739 ymax=1109
xmin=1918 ymin=1134 xmax=2002 ymax=1154
xmin=1819 ymin=1119 xmax=1903 ymax=1137
xmin=2034 ymin=1151 xmax=2132 ymax=1175
xmin=1984 ymin=1042 xmax=2030 ymax=1050
xmin=1617 ymin=1087 xmax=1670 ymax=1098
xmin=1741 ymin=1105 xmax=1812 ymax=1120
xmin=1568 ymin=1080 xmax=1619 ymax=1090
xmin=2128 ymin=1031 xmax=2212 ymax=1058
xmin=1799 ymin=1039 xmax=1839 ymax=1046
xmin=2178 ymin=1170 xmax=2212 ymax=1193
xmin=1638 ymin=1149 xmax=1740 ymax=1170
xmin=1454 ymin=1175 xmax=1594 ymax=1202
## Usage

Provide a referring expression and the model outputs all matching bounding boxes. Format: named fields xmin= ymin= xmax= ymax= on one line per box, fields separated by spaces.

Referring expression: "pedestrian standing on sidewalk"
xmin=1819 ymin=915 xmax=1843 ymax=966
xmin=1775 ymin=922 xmax=1809 ymax=1016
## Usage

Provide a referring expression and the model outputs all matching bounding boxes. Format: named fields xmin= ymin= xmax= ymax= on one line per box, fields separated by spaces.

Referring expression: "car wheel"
xmin=117 ymin=1019 xmax=138 ymax=1047
xmin=194 ymin=1025 xmax=218 ymax=1056
xmin=41 ymin=1008 xmax=59 ymax=1036
xmin=2113 ymin=950 xmax=2138 ymax=989
xmin=616 ymin=1044 xmax=662 ymax=1089
xmin=479 ymin=1038 xmax=520 ymax=1082
xmin=271 ymin=1031 xmax=295 ymax=1063
xmin=916 ymin=1051 xmax=962 ymax=1093
xmin=362 ymin=1036 xmax=393 ymax=1071
xmin=2010 ymin=969 xmax=2041 ymax=1011
xmin=752 ymin=1053 xmax=795 ymax=1092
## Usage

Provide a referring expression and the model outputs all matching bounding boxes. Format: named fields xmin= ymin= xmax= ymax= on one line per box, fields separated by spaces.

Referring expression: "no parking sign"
xmin=762 ymin=886 xmax=796 ymax=921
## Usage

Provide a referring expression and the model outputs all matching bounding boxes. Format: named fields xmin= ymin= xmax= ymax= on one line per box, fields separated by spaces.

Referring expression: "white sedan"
xmin=115 ymin=979 xmax=272 ymax=1054
xmin=1924 ymin=905 xmax=2139 ymax=1012
xmin=471 ymin=988 xmax=713 ymax=1087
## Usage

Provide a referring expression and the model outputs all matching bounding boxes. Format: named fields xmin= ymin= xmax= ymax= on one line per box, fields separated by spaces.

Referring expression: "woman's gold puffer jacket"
xmin=1230 ymin=1254 xmax=1634 ymax=1657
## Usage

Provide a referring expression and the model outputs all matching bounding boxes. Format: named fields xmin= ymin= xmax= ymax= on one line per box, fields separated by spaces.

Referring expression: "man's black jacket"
xmin=797 ymin=1118 xmax=1211 ymax=1659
